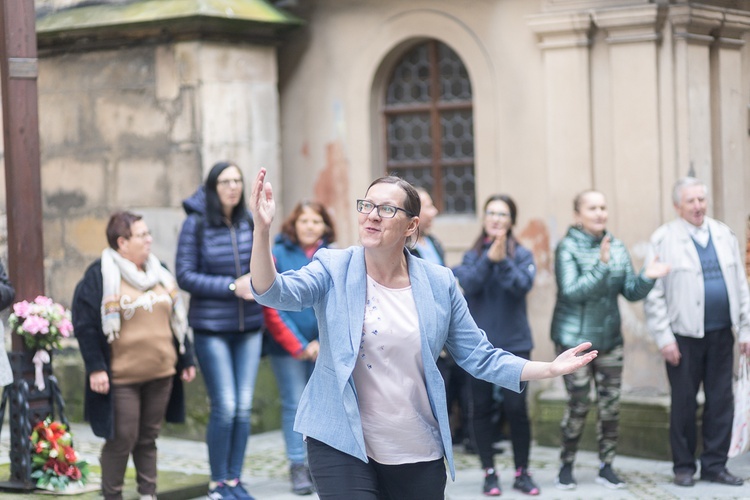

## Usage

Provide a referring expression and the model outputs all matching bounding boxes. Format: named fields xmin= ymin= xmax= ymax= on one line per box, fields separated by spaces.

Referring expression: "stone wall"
xmin=10 ymin=39 xmax=281 ymax=307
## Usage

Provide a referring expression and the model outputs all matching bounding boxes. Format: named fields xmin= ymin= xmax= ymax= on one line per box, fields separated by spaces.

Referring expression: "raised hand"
xmin=599 ymin=235 xmax=611 ymax=264
xmin=248 ymin=168 xmax=275 ymax=229
xmin=487 ymin=233 xmax=507 ymax=262
xmin=644 ymin=255 xmax=670 ymax=279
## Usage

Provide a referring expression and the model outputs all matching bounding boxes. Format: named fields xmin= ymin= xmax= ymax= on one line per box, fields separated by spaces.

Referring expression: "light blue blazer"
xmin=252 ymin=246 xmax=527 ymax=479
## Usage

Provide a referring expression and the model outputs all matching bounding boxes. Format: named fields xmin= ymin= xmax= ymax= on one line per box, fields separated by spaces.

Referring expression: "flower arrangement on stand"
xmin=30 ymin=418 xmax=89 ymax=491
xmin=8 ymin=295 xmax=73 ymax=391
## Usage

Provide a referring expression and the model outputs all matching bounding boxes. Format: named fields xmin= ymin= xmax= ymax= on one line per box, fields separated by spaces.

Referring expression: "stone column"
xmin=668 ymin=6 xmax=722 ymax=211
xmin=710 ymin=11 xmax=750 ymax=236
xmin=595 ymin=5 xmax=663 ymax=244
xmin=528 ymin=12 xmax=594 ymax=236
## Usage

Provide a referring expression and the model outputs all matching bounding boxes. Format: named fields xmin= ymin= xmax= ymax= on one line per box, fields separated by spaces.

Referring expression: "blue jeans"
xmin=270 ymin=354 xmax=314 ymax=464
xmin=194 ymin=330 xmax=263 ymax=482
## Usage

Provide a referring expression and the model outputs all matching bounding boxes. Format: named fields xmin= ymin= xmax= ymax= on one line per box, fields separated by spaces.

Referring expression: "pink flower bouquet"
xmin=9 ymin=296 xmax=73 ymax=352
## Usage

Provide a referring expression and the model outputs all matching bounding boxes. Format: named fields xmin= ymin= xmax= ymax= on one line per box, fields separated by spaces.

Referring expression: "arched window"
xmin=384 ymin=40 xmax=475 ymax=214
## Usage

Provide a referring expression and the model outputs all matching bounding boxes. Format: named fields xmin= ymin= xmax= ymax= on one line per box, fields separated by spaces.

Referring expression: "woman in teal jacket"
xmin=551 ymin=190 xmax=669 ymax=491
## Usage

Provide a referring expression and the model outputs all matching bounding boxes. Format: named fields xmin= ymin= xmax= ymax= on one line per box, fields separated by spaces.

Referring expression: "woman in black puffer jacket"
xmin=176 ymin=161 xmax=263 ymax=500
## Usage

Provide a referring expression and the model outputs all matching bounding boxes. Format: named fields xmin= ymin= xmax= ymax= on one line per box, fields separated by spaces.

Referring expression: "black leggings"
xmin=467 ymin=350 xmax=532 ymax=470
xmin=306 ymin=437 xmax=447 ymax=500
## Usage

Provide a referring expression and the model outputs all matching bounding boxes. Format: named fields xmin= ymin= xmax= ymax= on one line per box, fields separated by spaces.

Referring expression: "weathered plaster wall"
xmin=0 ymin=38 xmax=280 ymax=306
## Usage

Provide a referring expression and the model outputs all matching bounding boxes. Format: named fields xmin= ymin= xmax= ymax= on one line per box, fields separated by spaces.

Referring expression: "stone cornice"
xmin=669 ymin=4 xmax=750 ymax=48
xmin=669 ymin=5 xmax=723 ymax=44
xmin=593 ymin=5 xmax=664 ymax=44
xmin=715 ymin=9 xmax=750 ymax=46
xmin=527 ymin=11 xmax=594 ymax=50
xmin=35 ymin=0 xmax=303 ymax=52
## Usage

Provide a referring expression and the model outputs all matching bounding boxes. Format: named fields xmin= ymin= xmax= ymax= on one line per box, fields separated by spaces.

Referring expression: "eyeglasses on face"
xmin=217 ymin=178 xmax=243 ymax=187
xmin=485 ymin=210 xmax=510 ymax=219
xmin=356 ymin=200 xmax=415 ymax=219
xmin=131 ymin=231 xmax=152 ymax=239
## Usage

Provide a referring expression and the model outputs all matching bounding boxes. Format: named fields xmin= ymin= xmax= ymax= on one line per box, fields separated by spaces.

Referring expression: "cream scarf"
xmin=100 ymin=248 xmax=187 ymax=353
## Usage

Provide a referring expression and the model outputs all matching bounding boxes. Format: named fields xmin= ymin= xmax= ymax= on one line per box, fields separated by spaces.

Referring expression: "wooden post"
xmin=0 ymin=0 xmax=46 ymax=490
xmin=0 ymin=0 xmax=45 ymax=307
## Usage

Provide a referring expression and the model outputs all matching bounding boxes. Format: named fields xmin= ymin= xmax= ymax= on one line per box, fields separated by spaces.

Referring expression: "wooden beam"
xmin=0 ymin=0 xmax=45 ymax=350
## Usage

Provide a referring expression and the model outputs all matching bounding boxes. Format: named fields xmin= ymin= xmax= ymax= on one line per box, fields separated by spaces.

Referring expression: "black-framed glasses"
xmin=356 ymin=200 xmax=415 ymax=219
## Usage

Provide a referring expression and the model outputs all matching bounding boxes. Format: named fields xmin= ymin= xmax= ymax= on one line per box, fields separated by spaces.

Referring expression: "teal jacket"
xmin=551 ymin=226 xmax=655 ymax=352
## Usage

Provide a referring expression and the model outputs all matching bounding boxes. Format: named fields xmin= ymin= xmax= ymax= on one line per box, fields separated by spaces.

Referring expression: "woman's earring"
xmin=575 ymin=223 xmax=583 ymax=230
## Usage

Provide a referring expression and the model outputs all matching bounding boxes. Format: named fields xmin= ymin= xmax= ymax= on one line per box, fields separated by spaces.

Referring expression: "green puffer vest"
xmin=551 ymin=226 xmax=655 ymax=352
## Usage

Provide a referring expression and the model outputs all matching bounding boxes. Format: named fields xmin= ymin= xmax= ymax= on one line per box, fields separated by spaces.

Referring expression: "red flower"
xmin=66 ymin=466 xmax=82 ymax=481
xmin=63 ymin=445 xmax=77 ymax=463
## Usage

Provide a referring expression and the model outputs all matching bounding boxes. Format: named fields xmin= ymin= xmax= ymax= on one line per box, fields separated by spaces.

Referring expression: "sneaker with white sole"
xmin=207 ymin=483 xmax=237 ymax=500
xmin=596 ymin=463 xmax=626 ymax=489
xmin=555 ymin=463 xmax=577 ymax=490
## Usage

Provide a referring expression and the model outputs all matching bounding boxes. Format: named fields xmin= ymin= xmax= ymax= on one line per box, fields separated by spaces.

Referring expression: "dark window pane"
xmin=438 ymin=44 xmax=472 ymax=102
xmin=387 ymin=167 xmax=435 ymax=194
xmin=386 ymin=45 xmax=431 ymax=105
xmin=442 ymin=165 xmax=475 ymax=214
xmin=441 ymin=110 xmax=474 ymax=160
xmin=387 ymin=114 xmax=432 ymax=164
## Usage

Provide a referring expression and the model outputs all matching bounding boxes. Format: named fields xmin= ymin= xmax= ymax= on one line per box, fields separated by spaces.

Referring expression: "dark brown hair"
xmin=365 ymin=176 xmax=421 ymax=247
xmin=280 ymin=200 xmax=337 ymax=246
xmin=471 ymin=194 xmax=518 ymax=257
xmin=106 ymin=211 xmax=143 ymax=250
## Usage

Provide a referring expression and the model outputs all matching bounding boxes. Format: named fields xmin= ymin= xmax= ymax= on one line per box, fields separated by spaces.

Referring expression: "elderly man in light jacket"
xmin=645 ymin=176 xmax=750 ymax=488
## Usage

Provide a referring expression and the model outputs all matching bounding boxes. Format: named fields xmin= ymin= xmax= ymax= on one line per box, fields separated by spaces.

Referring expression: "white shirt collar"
xmin=680 ymin=217 xmax=709 ymax=247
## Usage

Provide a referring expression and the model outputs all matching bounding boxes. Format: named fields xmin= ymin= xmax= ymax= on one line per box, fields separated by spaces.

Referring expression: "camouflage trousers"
xmin=558 ymin=344 xmax=623 ymax=465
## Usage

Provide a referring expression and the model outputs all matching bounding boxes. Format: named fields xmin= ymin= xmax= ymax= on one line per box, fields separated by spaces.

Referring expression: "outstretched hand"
xmin=550 ymin=342 xmax=598 ymax=377
xmin=520 ymin=342 xmax=597 ymax=381
xmin=644 ymin=255 xmax=670 ymax=280
xmin=248 ymin=168 xmax=275 ymax=229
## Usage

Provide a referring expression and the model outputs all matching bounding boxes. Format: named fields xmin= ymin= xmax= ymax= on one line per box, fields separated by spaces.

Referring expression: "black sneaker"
xmin=596 ymin=463 xmax=626 ymax=489
xmin=483 ymin=468 xmax=502 ymax=496
xmin=555 ymin=463 xmax=576 ymax=490
xmin=513 ymin=468 xmax=540 ymax=495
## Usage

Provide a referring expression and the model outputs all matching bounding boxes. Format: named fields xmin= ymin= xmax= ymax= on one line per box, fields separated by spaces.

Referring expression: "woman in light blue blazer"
xmin=249 ymin=169 xmax=597 ymax=500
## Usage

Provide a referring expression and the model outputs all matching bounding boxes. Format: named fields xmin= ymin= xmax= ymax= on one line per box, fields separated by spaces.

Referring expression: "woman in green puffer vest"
xmin=551 ymin=190 xmax=669 ymax=492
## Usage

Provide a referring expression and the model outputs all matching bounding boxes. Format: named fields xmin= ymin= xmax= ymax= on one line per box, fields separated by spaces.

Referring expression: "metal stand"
xmin=0 ymin=351 xmax=63 ymax=491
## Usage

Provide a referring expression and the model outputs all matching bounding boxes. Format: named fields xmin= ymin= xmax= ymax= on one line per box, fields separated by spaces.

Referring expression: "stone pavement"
xmin=5 ymin=422 xmax=750 ymax=499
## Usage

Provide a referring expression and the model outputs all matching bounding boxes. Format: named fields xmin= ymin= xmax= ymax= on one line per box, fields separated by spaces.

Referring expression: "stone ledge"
xmin=534 ymin=388 xmax=699 ymax=461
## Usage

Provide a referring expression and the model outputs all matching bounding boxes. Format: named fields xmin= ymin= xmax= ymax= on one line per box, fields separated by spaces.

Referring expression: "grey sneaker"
xmin=290 ymin=463 xmax=314 ymax=495
xmin=596 ymin=463 xmax=626 ymax=489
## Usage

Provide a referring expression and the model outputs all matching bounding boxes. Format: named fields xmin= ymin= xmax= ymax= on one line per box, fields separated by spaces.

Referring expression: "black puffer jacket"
xmin=175 ymin=187 xmax=263 ymax=333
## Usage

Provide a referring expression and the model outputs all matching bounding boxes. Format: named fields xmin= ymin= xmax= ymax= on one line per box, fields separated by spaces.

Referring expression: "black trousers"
xmin=666 ymin=328 xmax=734 ymax=475
xmin=466 ymin=351 xmax=531 ymax=470
xmin=306 ymin=437 xmax=447 ymax=500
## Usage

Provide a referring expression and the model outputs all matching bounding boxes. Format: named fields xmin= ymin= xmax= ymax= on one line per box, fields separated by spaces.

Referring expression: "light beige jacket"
xmin=644 ymin=217 xmax=750 ymax=349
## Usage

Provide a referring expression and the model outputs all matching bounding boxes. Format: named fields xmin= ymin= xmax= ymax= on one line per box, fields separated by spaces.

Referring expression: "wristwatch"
xmin=228 ymin=282 xmax=237 ymax=292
